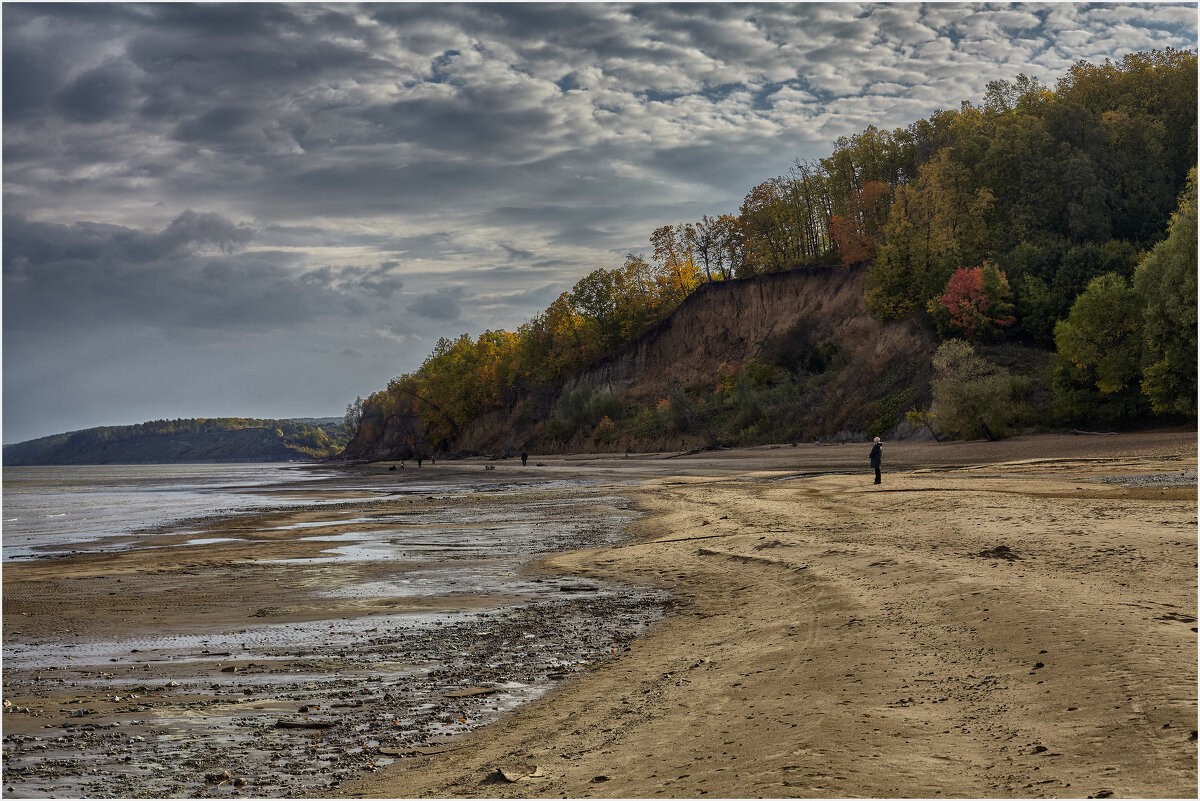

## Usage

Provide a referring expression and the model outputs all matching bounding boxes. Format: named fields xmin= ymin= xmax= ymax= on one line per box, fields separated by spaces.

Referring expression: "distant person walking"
xmin=869 ymin=437 xmax=882 ymax=484
xmin=520 ymin=451 xmax=528 ymax=467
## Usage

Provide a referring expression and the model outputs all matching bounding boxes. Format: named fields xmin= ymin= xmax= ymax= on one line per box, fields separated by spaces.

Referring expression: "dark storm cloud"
xmin=52 ymin=62 xmax=140 ymax=123
xmin=3 ymin=2 xmax=1195 ymax=442
xmin=1 ymin=211 xmax=387 ymax=334
xmin=174 ymin=106 xmax=261 ymax=145
xmin=500 ymin=244 xmax=536 ymax=262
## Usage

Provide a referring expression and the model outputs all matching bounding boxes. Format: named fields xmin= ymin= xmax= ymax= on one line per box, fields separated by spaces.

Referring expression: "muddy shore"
xmin=2 ymin=470 xmax=666 ymax=797
xmin=4 ymin=430 xmax=1197 ymax=798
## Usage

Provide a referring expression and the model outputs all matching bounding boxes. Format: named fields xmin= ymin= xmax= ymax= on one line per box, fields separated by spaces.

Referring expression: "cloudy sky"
xmin=3 ymin=2 xmax=1196 ymax=443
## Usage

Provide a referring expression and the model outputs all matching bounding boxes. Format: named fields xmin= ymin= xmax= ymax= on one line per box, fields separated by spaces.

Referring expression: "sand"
xmin=345 ymin=431 xmax=1198 ymax=799
xmin=3 ymin=429 xmax=1196 ymax=798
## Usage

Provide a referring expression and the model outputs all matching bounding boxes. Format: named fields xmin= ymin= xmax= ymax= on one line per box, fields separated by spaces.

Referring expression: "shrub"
xmin=930 ymin=339 xmax=1021 ymax=440
xmin=593 ymin=416 xmax=619 ymax=444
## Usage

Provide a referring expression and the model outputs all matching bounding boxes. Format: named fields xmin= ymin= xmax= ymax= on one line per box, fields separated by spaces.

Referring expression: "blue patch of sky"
xmin=427 ymin=49 xmax=461 ymax=84
xmin=555 ymin=73 xmax=579 ymax=92
xmin=751 ymin=77 xmax=836 ymax=112
xmin=697 ymin=82 xmax=748 ymax=104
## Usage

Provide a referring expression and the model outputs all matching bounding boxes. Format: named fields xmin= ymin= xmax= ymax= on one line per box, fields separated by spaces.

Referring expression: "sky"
xmin=3 ymin=2 xmax=1197 ymax=444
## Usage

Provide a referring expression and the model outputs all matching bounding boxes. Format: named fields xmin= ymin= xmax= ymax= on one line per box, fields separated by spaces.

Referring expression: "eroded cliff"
xmin=347 ymin=265 xmax=939 ymax=459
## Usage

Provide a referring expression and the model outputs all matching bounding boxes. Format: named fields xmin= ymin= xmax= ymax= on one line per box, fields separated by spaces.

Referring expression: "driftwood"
xmin=497 ymin=764 xmax=544 ymax=782
xmin=1070 ymin=429 xmax=1118 ymax=436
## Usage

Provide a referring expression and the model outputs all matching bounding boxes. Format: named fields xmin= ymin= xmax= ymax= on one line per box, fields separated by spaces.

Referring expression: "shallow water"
xmin=1 ymin=464 xmax=667 ymax=798
xmin=2 ymin=463 xmax=336 ymax=561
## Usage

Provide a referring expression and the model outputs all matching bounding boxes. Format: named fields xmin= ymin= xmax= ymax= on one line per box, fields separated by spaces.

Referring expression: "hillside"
xmin=341 ymin=50 xmax=1196 ymax=461
xmin=3 ymin=418 xmax=348 ymax=466
xmin=341 ymin=266 xmax=939 ymax=459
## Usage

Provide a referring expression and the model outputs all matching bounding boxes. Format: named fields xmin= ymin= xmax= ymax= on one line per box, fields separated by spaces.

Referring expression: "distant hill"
xmin=2 ymin=417 xmax=349 ymax=466
xmin=340 ymin=50 xmax=1196 ymax=459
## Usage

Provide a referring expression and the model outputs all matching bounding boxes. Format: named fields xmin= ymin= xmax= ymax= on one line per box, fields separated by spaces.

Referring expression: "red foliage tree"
xmin=930 ymin=262 xmax=1016 ymax=340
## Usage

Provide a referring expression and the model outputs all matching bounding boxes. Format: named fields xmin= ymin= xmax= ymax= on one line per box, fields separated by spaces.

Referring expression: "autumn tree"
xmin=829 ymin=179 xmax=891 ymax=266
xmin=650 ymin=224 xmax=702 ymax=304
xmin=927 ymin=262 xmax=1015 ymax=340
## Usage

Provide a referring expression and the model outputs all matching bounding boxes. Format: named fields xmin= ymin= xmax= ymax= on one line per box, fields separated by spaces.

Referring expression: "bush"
xmin=593 ymin=416 xmax=619 ymax=444
xmin=868 ymin=387 xmax=916 ymax=436
xmin=930 ymin=340 xmax=1021 ymax=440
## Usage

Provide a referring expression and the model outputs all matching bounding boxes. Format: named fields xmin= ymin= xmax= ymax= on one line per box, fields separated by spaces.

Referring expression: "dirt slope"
xmin=445 ymin=266 xmax=936 ymax=456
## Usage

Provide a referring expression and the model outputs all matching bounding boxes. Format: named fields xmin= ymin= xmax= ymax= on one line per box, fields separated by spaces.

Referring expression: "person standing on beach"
xmin=869 ymin=437 xmax=882 ymax=484
xmin=521 ymin=451 xmax=528 ymax=467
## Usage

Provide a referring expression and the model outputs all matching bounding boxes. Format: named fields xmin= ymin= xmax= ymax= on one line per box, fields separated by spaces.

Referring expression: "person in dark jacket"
xmin=869 ymin=437 xmax=882 ymax=484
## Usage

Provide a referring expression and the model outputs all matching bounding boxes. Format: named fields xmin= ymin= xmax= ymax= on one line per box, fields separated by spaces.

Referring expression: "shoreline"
xmin=1 ymin=467 xmax=667 ymax=797
xmin=3 ymin=430 xmax=1197 ymax=798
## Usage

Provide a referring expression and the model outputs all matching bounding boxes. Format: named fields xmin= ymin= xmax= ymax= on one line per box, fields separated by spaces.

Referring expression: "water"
xmin=2 ymin=463 xmax=336 ymax=561
xmin=1 ymin=463 xmax=667 ymax=798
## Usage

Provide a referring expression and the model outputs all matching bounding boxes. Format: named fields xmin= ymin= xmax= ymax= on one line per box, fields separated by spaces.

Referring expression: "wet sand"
xmin=345 ymin=430 xmax=1198 ymax=799
xmin=1 ymin=471 xmax=666 ymax=797
xmin=4 ymin=430 xmax=1197 ymax=798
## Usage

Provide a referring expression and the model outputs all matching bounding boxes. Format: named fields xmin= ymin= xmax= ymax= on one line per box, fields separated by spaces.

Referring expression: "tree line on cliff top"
xmin=348 ymin=49 xmax=1197 ymax=453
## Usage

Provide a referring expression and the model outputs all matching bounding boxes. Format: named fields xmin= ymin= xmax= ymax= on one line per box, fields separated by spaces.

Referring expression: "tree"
xmin=865 ymin=183 xmax=932 ymax=319
xmin=928 ymin=262 xmax=1015 ymax=340
xmin=930 ymin=339 xmax=1022 ymax=440
xmin=343 ymin=396 xmax=364 ymax=438
xmin=569 ymin=268 xmax=624 ymax=352
xmin=713 ymin=214 xmax=747 ymax=279
xmin=1134 ymin=167 xmax=1197 ymax=415
xmin=1051 ymin=273 xmax=1146 ymax=423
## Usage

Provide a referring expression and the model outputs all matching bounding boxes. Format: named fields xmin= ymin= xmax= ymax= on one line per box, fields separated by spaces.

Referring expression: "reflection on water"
xmin=2 ymin=463 xmax=335 ymax=560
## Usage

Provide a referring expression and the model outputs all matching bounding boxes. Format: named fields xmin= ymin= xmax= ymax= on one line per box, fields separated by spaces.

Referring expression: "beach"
xmin=3 ymin=430 xmax=1197 ymax=798
xmin=347 ymin=431 xmax=1197 ymax=799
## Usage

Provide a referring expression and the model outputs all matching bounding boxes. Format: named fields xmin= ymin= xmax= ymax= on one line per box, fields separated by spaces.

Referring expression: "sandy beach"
xmin=347 ymin=430 xmax=1197 ymax=799
xmin=3 ymin=430 xmax=1197 ymax=798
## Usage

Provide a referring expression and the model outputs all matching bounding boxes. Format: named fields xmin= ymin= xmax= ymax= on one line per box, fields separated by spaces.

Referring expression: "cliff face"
xmin=563 ymin=266 xmax=883 ymax=398
xmin=340 ymin=410 xmax=425 ymax=462
xmin=349 ymin=266 xmax=938 ymax=459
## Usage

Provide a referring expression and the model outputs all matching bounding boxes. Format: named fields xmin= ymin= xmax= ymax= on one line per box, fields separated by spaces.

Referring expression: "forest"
xmin=346 ymin=49 xmax=1197 ymax=457
xmin=3 ymin=417 xmax=349 ymax=465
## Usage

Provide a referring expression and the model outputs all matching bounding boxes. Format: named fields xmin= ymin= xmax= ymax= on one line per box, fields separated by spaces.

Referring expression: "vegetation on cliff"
xmin=3 ymin=417 xmax=349 ymax=465
xmin=347 ymin=49 xmax=1196 ymax=458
